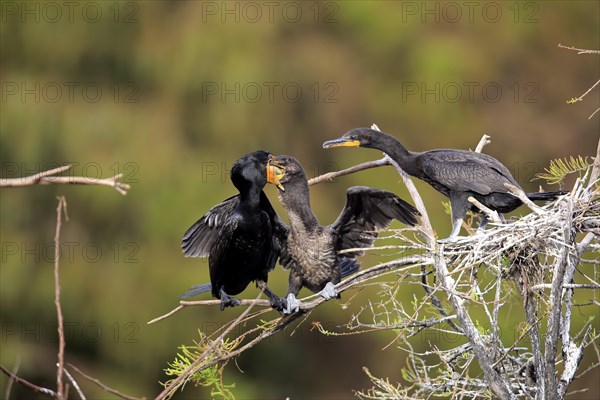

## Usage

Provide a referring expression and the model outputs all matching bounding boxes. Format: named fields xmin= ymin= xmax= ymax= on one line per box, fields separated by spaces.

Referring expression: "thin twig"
xmin=566 ymin=79 xmax=600 ymax=104
xmin=67 ymin=364 xmax=146 ymax=400
xmin=149 ymin=256 xmax=428 ymax=324
xmin=0 ymin=364 xmax=57 ymax=397
xmin=531 ymin=283 xmax=600 ymax=290
xmin=474 ymin=134 xmax=491 ymax=153
xmin=468 ymin=196 xmax=502 ymax=223
xmin=504 ymin=183 xmax=545 ymax=215
xmin=5 ymin=358 xmax=20 ymax=400
xmin=558 ymin=43 xmax=600 ymax=55
xmin=0 ymin=165 xmax=72 ymax=185
xmin=0 ymin=164 xmax=130 ymax=195
xmin=307 ymin=158 xmax=390 ymax=185
xmin=54 ymin=196 xmax=68 ymax=400
xmin=155 ymin=291 xmax=264 ymax=400
xmin=590 ymin=137 xmax=600 ymax=185
xmin=62 ymin=367 xmax=86 ymax=400
xmin=148 ymin=299 xmax=271 ymax=325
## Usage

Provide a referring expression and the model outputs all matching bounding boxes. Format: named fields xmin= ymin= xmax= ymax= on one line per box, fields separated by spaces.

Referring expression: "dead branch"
xmin=156 ymin=291 xmax=264 ymax=400
xmin=307 ymin=158 xmax=390 ymax=185
xmin=558 ymin=44 xmax=600 ymax=118
xmin=474 ymin=134 xmax=491 ymax=153
xmin=505 ymin=183 xmax=545 ymax=215
xmin=0 ymin=164 xmax=130 ymax=195
xmin=0 ymin=364 xmax=57 ymax=397
xmin=468 ymin=196 xmax=502 ymax=223
xmin=148 ymin=256 xmax=428 ymax=325
xmin=558 ymin=43 xmax=600 ymax=55
xmin=54 ymin=196 xmax=68 ymax=400
xmin=66 ymin=364 xmax=146 ymax=400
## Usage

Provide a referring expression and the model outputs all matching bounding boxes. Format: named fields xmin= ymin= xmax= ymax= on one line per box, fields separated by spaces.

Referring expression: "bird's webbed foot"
xmin=282 ymin=293 xmax=301 ymax=314
xmin=437 ymin=235 xmax=468 ymax=244
xmin=268 ymin=295 xmax=286 ymax=313
xmin=318 ymin=282 xmax=338 ymax=300
xmin=219 ymin=289 xmax=241 ymax=311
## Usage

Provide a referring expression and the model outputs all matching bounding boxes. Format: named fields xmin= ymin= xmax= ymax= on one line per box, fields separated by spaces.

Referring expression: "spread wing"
xmin=181 ymin=195 xmax=239 ymax=258
xmin=331 ymin=186 xmax=420 ymax=257
xmin=419 ymin=150 xmax=518 ymax=195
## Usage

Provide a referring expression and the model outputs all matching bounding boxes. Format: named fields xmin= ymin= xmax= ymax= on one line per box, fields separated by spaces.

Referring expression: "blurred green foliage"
xmin=1 ymin=1 xmax=598 ymax=398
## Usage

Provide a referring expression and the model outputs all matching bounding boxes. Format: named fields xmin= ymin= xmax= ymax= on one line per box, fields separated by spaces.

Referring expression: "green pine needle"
xmin=536 ymin=156 xmax=591 ymax=185
xmin=162 ymin=330 xmax=236 ymax=399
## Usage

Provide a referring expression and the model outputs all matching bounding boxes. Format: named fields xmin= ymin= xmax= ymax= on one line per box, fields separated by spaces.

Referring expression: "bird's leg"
xmin=256 ymin=280 xmax=285 ymax=312
xmin=473 ymin=215 xmax=489 ymax=237
xmin=283 ymin=273 xmax=303 ymax=314
xmin=438 ymin=217 xmax=465 ymax=243
xmin=219 ymin=288 xmax=241 ymax=311
xmin=438 ymin=194 xmax=469 ymax=243
xmin=478 ymin=215 xmax=489 ymax=229
xmin=283 ymin=293 xmax=301 ymax=314
xmin=318 ymin=282 xmax=338 ymax=300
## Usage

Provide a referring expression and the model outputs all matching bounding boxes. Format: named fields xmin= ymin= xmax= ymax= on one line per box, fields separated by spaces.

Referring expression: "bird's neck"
xmin=279 ymin=181 xmax=319 ymax=232
xmin=374 ymin=132 xmax=421 ymax=176
xmin=238 ymin=185 xmax=262 ymax=211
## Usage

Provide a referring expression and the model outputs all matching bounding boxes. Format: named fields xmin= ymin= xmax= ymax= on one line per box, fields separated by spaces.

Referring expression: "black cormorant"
xmin=181 ymin=150 xmax=287 ymax=311
xmin=266 ymin=155 xmax=420 ymax=313
xmin=323 ymin=128 xmax=564 ymax=240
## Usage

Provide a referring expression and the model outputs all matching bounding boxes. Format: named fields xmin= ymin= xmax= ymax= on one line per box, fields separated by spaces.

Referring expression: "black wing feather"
xmin=181 ymin=195 xmax=239 ymax=258
xmin=331 ymin=186 xmax=420 ymax=256
xmin=419 ymin=150 xmax=519 ymax=195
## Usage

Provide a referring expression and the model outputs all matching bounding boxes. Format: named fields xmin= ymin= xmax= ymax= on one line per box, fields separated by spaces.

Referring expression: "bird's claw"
xmin=437 ymin=235 xmax=467 ymax=244
xmin=219 ymin=295 xmax=241 ymax=311
xmin=269 ymin=296 xmax=286 ymax=312
xmin=319 ymin=282 xmax=338 ymax=300
xmin=282 ymin=294 xmax=301 ymax=314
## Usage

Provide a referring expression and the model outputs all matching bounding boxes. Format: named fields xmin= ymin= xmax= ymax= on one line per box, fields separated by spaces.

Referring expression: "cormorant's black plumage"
xmin=323 ymin=128 xmax=565 ymax=240
xmin=181 ymin=151 xmax=287 ymax=310
xmin=266 ymin=155 xmax=420 ymax=310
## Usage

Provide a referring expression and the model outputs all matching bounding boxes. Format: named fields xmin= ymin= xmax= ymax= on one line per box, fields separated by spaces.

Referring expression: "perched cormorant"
xmin=266 ymin=155 xmax=420 ymax=313
xmin=181 ymin=150 xmax=287 ymax=311
xmin=323 ymin=128 xmax=565 ymax=240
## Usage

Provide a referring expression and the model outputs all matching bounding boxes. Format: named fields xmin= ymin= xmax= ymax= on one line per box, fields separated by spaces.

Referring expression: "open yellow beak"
xmin=322 ymin=138 xmax=361 ymax=148
xmin=266 ymin=162 xmax=285 ymax=191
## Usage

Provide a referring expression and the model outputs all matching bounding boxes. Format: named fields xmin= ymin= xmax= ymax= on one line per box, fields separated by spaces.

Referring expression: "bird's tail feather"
xmin=179 ymin=283 xmax=212 ymax=299
xmin=340 ymin=257 xmax=360 ymax=278
xmin=526 ymin=190 xmax=567 ymax=202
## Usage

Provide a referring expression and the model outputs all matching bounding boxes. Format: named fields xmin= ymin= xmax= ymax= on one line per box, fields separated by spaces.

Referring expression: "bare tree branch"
xmin=155 ymin=291 xmax=265 ymax=400
xmin=590 ymin=136 xmax=600 ymax=185
xmin=0 ymin=364 xmax=57 ymax=397
xmin=505 ymin=183 xmax=545 ymax=215
xmin=474 ymin=134 xmax=491 ymax=153
xmin=149 ymin=256 xmax=428 ymax=325
xmin=4 ymin=359 xmax=20 ymax=400
xmin=0 ymin=164 xmax=131 ymax=195
xmin=66 ymin=364 xmax=146 ymax=400
xmin=558 ymin=43 xmax=600 ymax=55
xmin=307 ymin=158 xmax=390 ymax=186
xmin=54 ymin=196 xmax=68 ymax=400
xmin=557 ymin=44 xmax=600 ymax=119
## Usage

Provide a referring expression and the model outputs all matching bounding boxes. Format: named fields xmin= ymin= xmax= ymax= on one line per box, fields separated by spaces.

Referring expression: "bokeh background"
xmin=1 ymin=1 xmax=599 ymax=398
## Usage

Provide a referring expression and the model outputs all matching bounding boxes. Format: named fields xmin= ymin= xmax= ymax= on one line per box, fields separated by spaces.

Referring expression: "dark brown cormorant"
xmin=181 ymin=150 xmax=287 ymax=311
xmin=266 ymin=155 xmax=420 ymax=313
xmin=323 ymin=128 xmax=565 ymax=240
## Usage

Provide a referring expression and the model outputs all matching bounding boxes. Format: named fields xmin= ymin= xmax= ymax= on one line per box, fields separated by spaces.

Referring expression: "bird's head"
xmin=265 ymin=155 xmax=305 ymax=192
xmin=322 ymin=128 xmax=379 ymax=149
xmin=231 ymin=150 xmax=275 ymax=191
